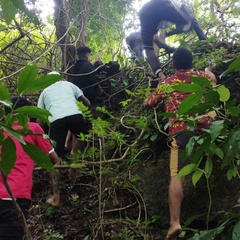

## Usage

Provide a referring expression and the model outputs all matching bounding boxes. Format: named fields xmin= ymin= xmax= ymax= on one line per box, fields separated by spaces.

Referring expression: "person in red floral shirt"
xmin=143 ymin=47 xmax=216 ymax=240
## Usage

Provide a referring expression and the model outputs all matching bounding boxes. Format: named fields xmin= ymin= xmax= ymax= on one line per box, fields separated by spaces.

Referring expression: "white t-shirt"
xmin=38 ymin=81 xmax=84 ymax=123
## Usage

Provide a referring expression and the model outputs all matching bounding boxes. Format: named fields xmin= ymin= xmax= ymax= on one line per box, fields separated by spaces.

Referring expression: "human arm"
xmin=49 ymin=150 xmax=61 ymax=165
xmin=142 ymin=84 xmax=165 ymax=108
xmin=145 ymin=47 xmax=165 ymax=78
xmin=78 ymin=95 xmax=91 ymax=107
xmin=205 ymin=68 xmax=217 ymax=84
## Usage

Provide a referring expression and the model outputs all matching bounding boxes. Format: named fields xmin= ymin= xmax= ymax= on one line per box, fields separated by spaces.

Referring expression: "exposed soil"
xmin=28 ymin=149 xmax=240 ymax=240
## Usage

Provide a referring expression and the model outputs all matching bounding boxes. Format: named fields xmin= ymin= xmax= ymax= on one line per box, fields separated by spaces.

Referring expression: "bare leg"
xmin=69 ymin=137 xmax=85 ymax=182
xmin=65 ymin=130 xmax=72 ymax=148
xmin=47 ymin=169 xmax=60 ymax=206
xmin=70 ymin=136 xmax=84 ymax=155
xmin=166 ymin=176 xmax=185 ymax=240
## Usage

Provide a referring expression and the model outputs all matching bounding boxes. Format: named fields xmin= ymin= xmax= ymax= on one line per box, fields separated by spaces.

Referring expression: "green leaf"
xmin=206 ymin=90 xmax=220 ymax=104
xmin=178 ymin=164 xmax=198 ymax=177
xmin=216 ymin=85 xmax=230 ymax=102
xmin=150 ymin=134 xmax=158 ymax=142
xmin=225 ymin=56 xmax=240 ymax=75
xmin=11 ymin=0 xmax=39 ymax=25
xmin=0 ymin=80 xmax=11 ymax=102
xmin=214 ymin=147 xmax=224 ymax=159
xmin=232 ymin=220 xmax=240 ymax=240
xmin=223 ymin=130 xmax=240 ymax=167
xmin=14 ymin=106 xmax=51 ymax=124
xmin=1 ymin=125 xmax=25 ymax=144
xmin=185 ymin=102 xmax=213 ymax=115
xmin=70 ymin=163 xmax=86 ymax=169
xmin=190 ymin=76 xmax=213 ymax=88
xmin=183 ymin=136 xmax=195 ymax=160
xmin=2 ymin=0 xmax=17 ymax=25
xmin=21 ymin=142 xmax=54 ymax=171
xmin=227 ymin=106 xmax=240 ymax=116
xmin=209 ymin=120 xmax=225 ymax=141
xmin=205 ymin=158 xmax=213 ymax=178
xmin=17 ymin=65 xmax=62 ymax=95
xmin=0 ymin=137 xmax=16 ymax=175
xmin=17 ymin=65 xmax=39 ymax=94
xmin=178 ymin=92 xmax=203 ymax=115
xmin=172 ymin=83 xmax=204 ymax=92
xmin=192 ymin=168 xmax=203 ymax=186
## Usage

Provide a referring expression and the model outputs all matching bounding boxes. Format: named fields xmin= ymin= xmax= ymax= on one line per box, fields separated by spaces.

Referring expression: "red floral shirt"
xmin=147 ymin=69 xmax=214 ymax=136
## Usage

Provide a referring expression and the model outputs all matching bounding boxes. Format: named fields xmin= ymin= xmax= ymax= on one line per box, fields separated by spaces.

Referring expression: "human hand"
xmin=158 ymin=71 xmax=166 ymax=83
xmin=205 ymin=68 xmax=217 ymax=83
xmin=142 ymin=98 xmax=149 ymax=108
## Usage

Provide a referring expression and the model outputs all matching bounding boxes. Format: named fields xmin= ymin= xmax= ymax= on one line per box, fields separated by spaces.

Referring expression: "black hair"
xmin=77 ymin=46 xmax=91 ymax=58
xmin=5 ymin=97 xmax=32 ymax=114
xmin=172 ymin=47 xmax=193 ymax=70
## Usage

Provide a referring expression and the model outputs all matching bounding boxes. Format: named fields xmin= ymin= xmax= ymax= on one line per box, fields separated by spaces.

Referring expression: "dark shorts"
xmin=49 ymin=114 xmax=89 ymax=157
xmin=0 ymin=198 xmax=31 ymax=239
xmin=170 ymin=131 xmax=199 ymax=176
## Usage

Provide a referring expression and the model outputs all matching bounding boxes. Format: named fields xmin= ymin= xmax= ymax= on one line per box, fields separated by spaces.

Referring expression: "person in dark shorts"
xmin=37 ymin=71 xmax=91 ymax=157
xmin=143 ymin=47 xmax=216 ymax=240
xmin=139 ymin=0 xmax=207 ymax=80
xmin=0 ymin=97 xmax=60 ymax=240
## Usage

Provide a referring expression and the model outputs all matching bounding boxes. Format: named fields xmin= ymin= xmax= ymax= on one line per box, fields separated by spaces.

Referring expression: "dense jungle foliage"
xmin=0 ymin=0 xmax=240 ymax=239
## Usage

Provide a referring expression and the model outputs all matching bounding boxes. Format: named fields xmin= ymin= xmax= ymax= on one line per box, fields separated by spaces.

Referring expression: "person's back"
xmin=0 ymin=122 xmax=52 ymax=199
xmin=144 ymin=47 xmax=216 ymax=240
xmin=0 ymin=97 xmax=60 ymax=240
xmin=71 ymin=46 xmax=99 ymax=104
xmin=38 ymin=81 xmax=83 ymax=123
xmin=146 ymin=47 xmax=215 ymax=135
xmin=38 ymin=72 xmax=91 ymax=158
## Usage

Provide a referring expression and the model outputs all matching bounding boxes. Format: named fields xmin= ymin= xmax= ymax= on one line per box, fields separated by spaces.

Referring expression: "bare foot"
xmin=46 ymin=194 xmax=60 ymax=207
xmin=165 ymin=223 xmax=182 ymax=240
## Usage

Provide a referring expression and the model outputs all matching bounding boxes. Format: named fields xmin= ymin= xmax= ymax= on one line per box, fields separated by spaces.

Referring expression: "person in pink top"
xmin=0 ymin=97 xmax=60 ymax=240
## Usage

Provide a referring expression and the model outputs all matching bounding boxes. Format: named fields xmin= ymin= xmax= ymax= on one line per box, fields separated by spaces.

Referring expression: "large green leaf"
xmin=209 ymin=120 xmax=225 ymax=141
xmin=190 ymin=76 xmax=213 ymax=88
xmin=216 ymin=85 xmax=230 ymax=102
xmin=225 ymin=56 xmax=240 ymax=75
xmin=21 ymin=141 xmax=54 ymax=171
xmin=178 ymin=164 xmax=198 ymax=177
xmin=1 ymin=0 xmax=17 ymax=25
xmin=17 ymin=65 xmax=39 ymax=94
xmin=185 ymin=102 xmax=213 ymax=115
xmin=206 ymin=90 xmax=219 ymax=104
xmin=0 ymin=80 xmax=11 ymax=102
xmin=178 ymin=92 xmax=203 ymax=115
xmin=14 ymin=106 xmax=51 ymax=124
xmin=1 ymin=125 xmax=25 ymax=144
xmin=223 ymin=130 xmax=240 ymax=167
xmin=20 ymin=74 xmax=62 ymax=94
xmin=227 ymin=106 xmax=240 ymax=116
xmin=17 ymin=65 xmax=62 ymax=95
xmin=172 ymin=83 xmax=204 ymax=92
xmin=205 ymin=158 xmax=213 ymax=178
xmin=232 ymin=220 xmax=240 ymax=240
xmin=11 ymin=0 xmax=39 ymax=25
xmin=192 ymin=168 xmax=203 ymax=186
xmin=0 ymin=137 xmax=16 ymax=175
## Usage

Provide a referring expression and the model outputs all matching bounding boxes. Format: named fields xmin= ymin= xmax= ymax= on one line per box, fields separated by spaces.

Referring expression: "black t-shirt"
xmin=71 ymin=59 xmax=99 ymax=104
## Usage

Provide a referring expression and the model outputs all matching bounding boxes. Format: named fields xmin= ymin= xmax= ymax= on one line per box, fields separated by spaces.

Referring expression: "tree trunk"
xmin=53 ymin=0 xmax=76 ymax=72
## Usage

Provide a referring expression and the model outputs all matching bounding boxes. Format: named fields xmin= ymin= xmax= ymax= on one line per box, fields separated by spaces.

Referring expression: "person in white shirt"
xmin=37 ymin=71 xmax=91 ymax=157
